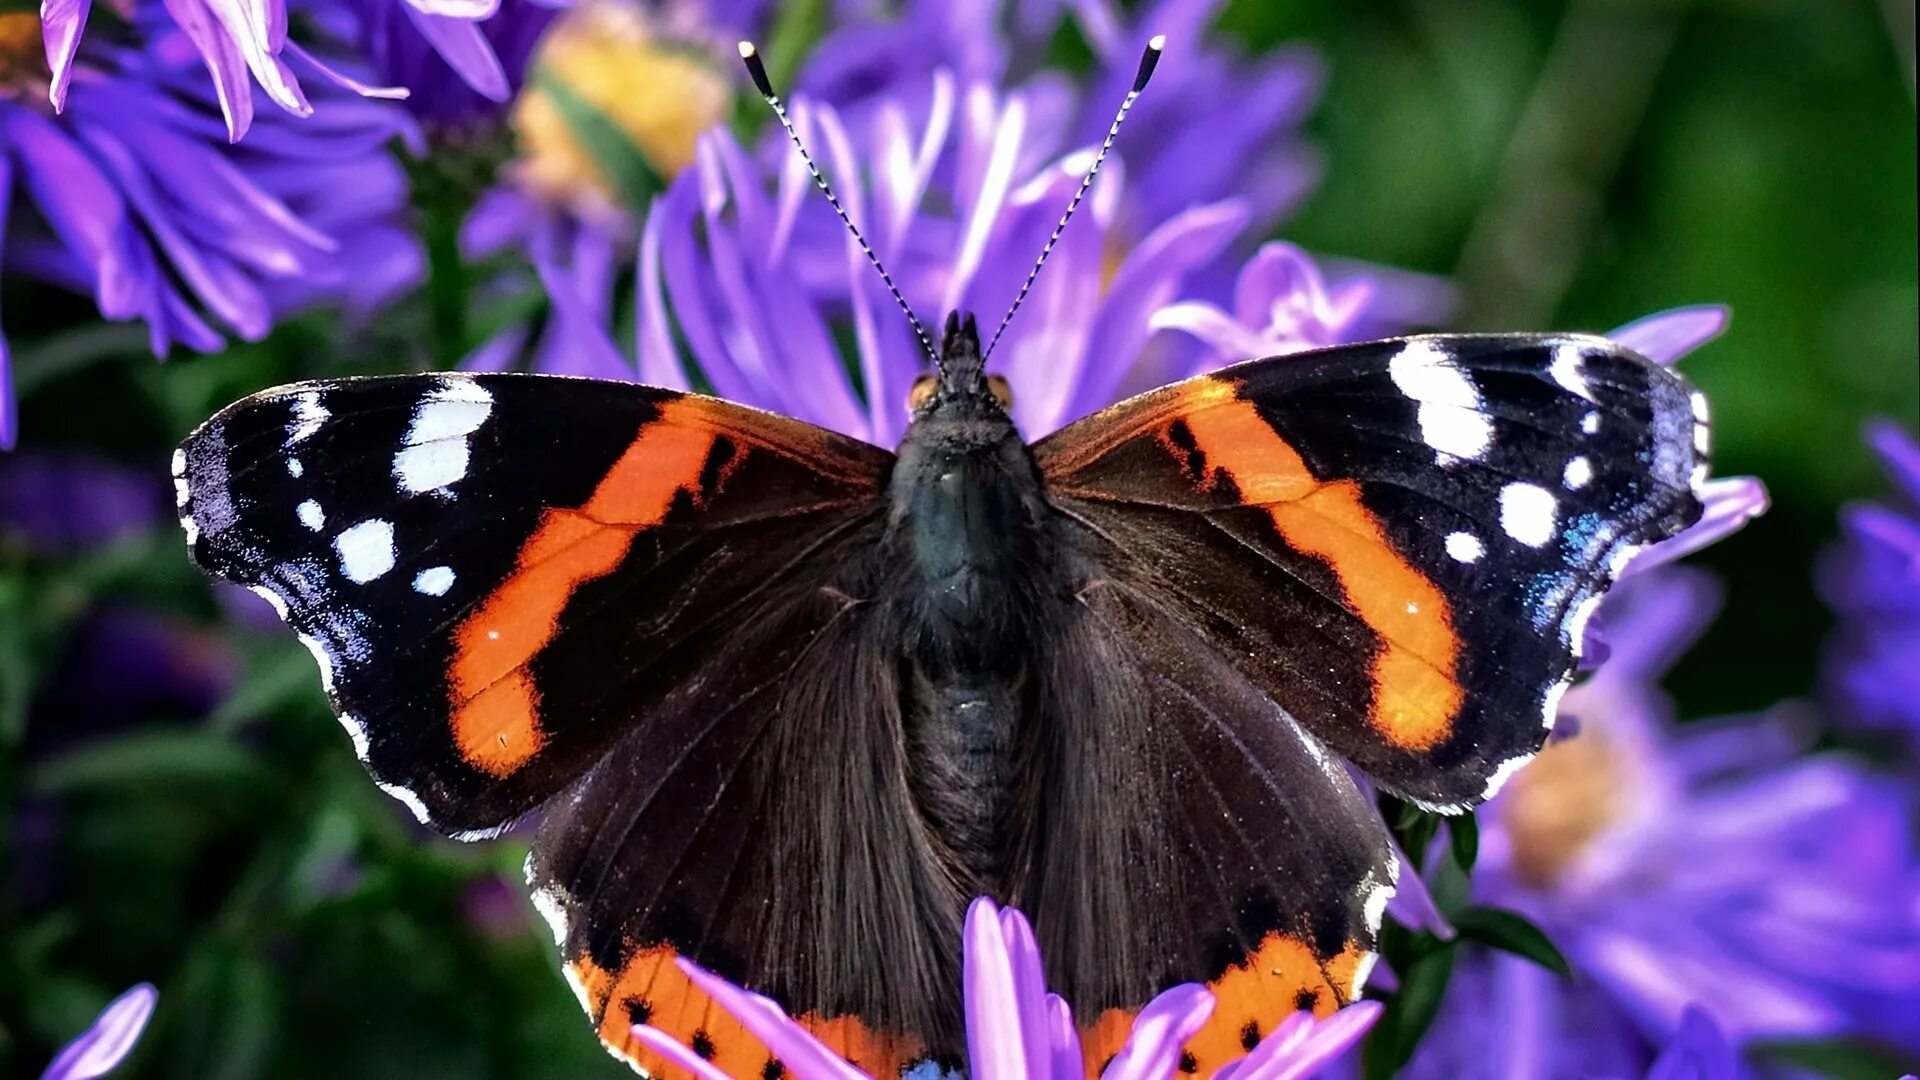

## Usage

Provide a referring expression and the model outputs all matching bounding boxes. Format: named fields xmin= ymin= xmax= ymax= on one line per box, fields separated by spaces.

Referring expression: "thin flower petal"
xmin=1224 ymin=1002 xmax=1383 ymax=1080
xmin=284 ymin=41 xmax=412 ymax=100
xmin=997 ymin=906 xmax=1054 ymax=1080
xmin=965 ymin=897 xmax=1036 ymax=1080
xmin=41 ymin=983 xmax=157 ymax=1080
xmin=0 ymin=153 xmax=13 ymax=451
xmin=1608 ymin=305 xmax=1730 ymax=366
xmin=1643 ymin=1005 xmax=1739 ymax=1080
xmin=676 ymin=960 xmax=872 ymax=1080
xmin=628 ymin=1025 xmax=734 ymax=1080
xmin=1617 ymin=476 xmax=1770 ymax=579
xmin=1865 ymin=420 xmax=1920 ymax=508
xmin=1098 ymin=983 xmax=1213 ymax=1080
xmin=41 ymin=0 xmax=92 ymax=111
xmin=401 ymin=4 xmax=511 ymax=101
xmin=1046 ymin=994 xmax=1086 ymax=1080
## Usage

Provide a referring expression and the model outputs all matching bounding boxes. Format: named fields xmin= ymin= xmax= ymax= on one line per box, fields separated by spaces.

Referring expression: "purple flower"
xmin=337 ymin=0 xmax=562 ymax=125
xmin=40 ymin=0 xmax=534 ymax=140
xmin=1820 ymin=421 xmax=1920 ymax=755
xmin=0 ymin=450 xmax=164 ymax=549
xmin=1395 ymin=567 xmax=1920 ymax=1076
xmin=1 ymin=19 xmax=421 ymax=448
xmin=41 ymin=983 xmax=156 ymax=1080
xmin=508 ymin=73 xmax=1261 ymax=445
xmin=626 ymin=897 xmax=1381 ymax=1079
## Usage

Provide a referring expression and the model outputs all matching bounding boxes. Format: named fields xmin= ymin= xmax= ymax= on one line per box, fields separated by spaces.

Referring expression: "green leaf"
xmin=1449 ymin=812 xmax=1480 ymax=873
xmin=205 ymin=643 xmax=325 ymax=736
xmin=759 ymin=0 xmax=826 ymax=92
xmin=1451 ymin=906 xmax=1572 ymax=977
xmin=31 ymin=729 xmax=271 ymax=795
xmin=531 ymin=69 xmax=666 ymax=212
xmin=1362 ymin=940 xmax=1456 ymax=1079
xmin=1751 ymin=1037 xmax=1920 ymax=1080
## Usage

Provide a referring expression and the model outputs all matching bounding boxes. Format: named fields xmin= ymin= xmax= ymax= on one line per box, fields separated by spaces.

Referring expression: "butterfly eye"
xmin=908 ymin=374 xmax=938 ymax=412
xmin=987 ymin=375 xmax=1015 ymax=410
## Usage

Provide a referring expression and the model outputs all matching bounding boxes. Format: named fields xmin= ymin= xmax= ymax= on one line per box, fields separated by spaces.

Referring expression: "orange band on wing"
xmin=1165 ymin=378 xmax=1462 ymax=750
xmin=1077 ymin=934 xmax=1371 ymax=1078
xmin=447 ymin=400 xmax=723 ymax=777
xmin=568 ymin=949 xmax=922 ymax=1079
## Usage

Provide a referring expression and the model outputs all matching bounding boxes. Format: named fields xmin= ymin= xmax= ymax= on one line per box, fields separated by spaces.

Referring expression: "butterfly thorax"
xmin=885 ymin=313 xmax=1061 ymax=887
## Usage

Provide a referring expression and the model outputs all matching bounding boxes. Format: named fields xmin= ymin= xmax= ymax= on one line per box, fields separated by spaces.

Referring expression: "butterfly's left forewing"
xmin=1035 ymin=333 xmax=1706 ymax=812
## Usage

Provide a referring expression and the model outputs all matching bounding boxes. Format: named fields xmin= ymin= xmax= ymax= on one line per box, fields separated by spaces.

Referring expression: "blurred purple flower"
xmin=40 ymin=0 xmax=546 ymax=140
xmin=1 ymin=20 xmax=422 ymax=448
xmin=628 ymin=897 xmax=1382 ymax=1079
xmin=1820 ymin=421 xmax=1920 ymax=755
xmin=1395 ymin=567 xmax=1920 ymax=1076
xmin=1646 ymin=1006 xmax=1743 ymax=1080
xmin=0 ymin=450 xmax=163 ymax=549
xmin=41 ymin=983 xmax=155 ymax=1080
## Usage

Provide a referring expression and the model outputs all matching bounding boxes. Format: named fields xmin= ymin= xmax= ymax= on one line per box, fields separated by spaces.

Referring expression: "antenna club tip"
xmin=1147 ymin=34 xmax=1166 ymax=52
xmin=737 ymin=40 xmax=775 ymax=98
xmin=1132 ymin=35 xmax=1165 ymax=92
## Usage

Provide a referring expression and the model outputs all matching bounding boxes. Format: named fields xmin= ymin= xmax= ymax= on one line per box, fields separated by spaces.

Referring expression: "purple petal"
xmin=627 ymin=1026 xmax=733 ymax=1080
xmin=1046 ymin=994 xmax=1086 ymax=1080
xmin=997 ymin=906 xmax=1054 ymax=1079
xmin=1617 ymin=476 xmax=1769 ymax=580
xmin=1644 ymin=1006 xmax=1739 ymax=1080
xmin=1061 ymin=198 xmax=1247 ymax=425
xmin=1223 ymin=1002 xmax=1382 ymax=1080
xmin=405 ymin=0 xmax=501 ymax=16
xmin=965 ymin=897 xmax=1037 ymax=1080
xmin=162 ymin=0 xmax=258 ymax=140
xmin=284 ymin=41 xmax=411 ymax=100
xmin=401 ymin=4 xmax=510 ymax=101
xmin=676 ymin=959 xmax=871 ymax=1080
xmin=0 ymin=153 xmax=13 ymax=451
xmin=1098 ymin=983 xmax=1214 ymax=1080
xmin=1865 ymin=420 xmax=1920 ymax=508
xmin=635 ymin=200 xmax=689 ymax=390
xmin=41 ymin=983 xmax=157 ymax=1080
xmin=2 ymin=109 xmax=142 ymax=317
xmin=1607 ymin=305 xmax=1730 ymax=366
xmin=41 ymin=0 xmax=92 ymax=112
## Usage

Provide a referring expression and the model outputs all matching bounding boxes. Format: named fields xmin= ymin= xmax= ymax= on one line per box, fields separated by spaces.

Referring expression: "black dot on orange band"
xmin=624 ymin=998 xmax=652 ymax=1026
xmin=1295 ymin=988 xmax=1319 ymax=1011
xmin=691 ymin=1030 xmax=717 ymax=1060
xmin=760 ymin=1060 xmax=786 ymax=1080
xmin=1240 ymin=1021 xmax=1261 ymax=1051
xmin=1179 ymin=1051 xmax=1200 ymax=1074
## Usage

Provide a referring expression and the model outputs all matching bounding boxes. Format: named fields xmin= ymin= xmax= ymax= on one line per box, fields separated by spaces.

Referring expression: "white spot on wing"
xmin=377 ymin=781 xmax=433 ymax=826
xmin=287 ymin=457 xmax=303 ymax=478
xmin=340 ymin=712 xmax=371 ymax=759
xmin=297 ymin=499 xmax=325 ymax=531
xmin=1480 ymin=755 xmax=1533 ymax=801
xmin=334 ymin=519 xmax=396 ymax=583
xmin=1445 ymin=531 xmax=1484 ymax=563
xmin=393 ymin=441 xmax=471 ymax=494
xmin=1582 ymin=411 xmax=1601 ymax=435
xmin=1550 ymin=344 xmax=1597 ymax=402
xmin=1499 ymin=483 xmax=1558 ymax=548
xmin=413 ymin=565 xmax=455 ymax=596
xmin=1389 ymin=341 xmax=1492 ymax=463
xmin=1563 ymin=456 xmax=1593 ymax=490
xmin=395 ymin=379 xmax=493 ymax=494
xmin=530 ymin=887 xmax=571 ymax=946
xmin=288 ymin=391 xmax=329 ymax=444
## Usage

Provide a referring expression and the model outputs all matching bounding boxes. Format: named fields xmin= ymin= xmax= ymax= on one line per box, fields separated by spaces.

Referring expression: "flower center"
xmin=510 ymin=2 xmax=731 ymax=216
xmin=0 ymin=13 xmax=49 ymax=94
xmin=1496 ymin=725 xmax=1625 ymax=889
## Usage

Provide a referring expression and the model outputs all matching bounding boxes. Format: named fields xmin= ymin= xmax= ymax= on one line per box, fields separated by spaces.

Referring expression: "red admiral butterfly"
xmin=174 ymin=38 xmax=1710 ymax=1079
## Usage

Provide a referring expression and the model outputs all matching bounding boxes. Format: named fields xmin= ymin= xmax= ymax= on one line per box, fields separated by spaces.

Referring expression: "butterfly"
xmin=172 ymin=38 xmax=1711 ymax=1080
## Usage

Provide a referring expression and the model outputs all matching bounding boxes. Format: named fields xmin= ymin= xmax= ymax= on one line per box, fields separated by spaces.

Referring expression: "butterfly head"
xmin=907 ymin=311 xmax=1013 ymax=417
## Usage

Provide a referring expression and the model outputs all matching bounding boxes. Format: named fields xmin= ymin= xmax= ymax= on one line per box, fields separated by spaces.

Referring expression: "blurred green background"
xmin=2 ymin=0 xmax=1914 ymax=1076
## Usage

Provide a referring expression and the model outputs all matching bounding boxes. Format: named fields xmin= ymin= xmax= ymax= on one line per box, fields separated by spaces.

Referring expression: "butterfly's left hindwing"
xmin=174 ymin=373 xmax=893 ymax=837
xmin=1037 ymin=334 xmax=1706 ymax=811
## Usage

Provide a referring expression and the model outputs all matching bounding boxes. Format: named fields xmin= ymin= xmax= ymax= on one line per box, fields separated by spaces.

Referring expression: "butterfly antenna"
xmin=738 ymin=41 xmax=937 ymax=364
xmin=982 ymin=35 xmax=1165 ymax=362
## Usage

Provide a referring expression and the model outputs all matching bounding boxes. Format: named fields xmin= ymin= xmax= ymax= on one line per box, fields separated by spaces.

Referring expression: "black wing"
xmin=174 ymin=373 xmax=894 ymax=837
xmin=1035 ymin=333 xmax=1706 ymax=811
